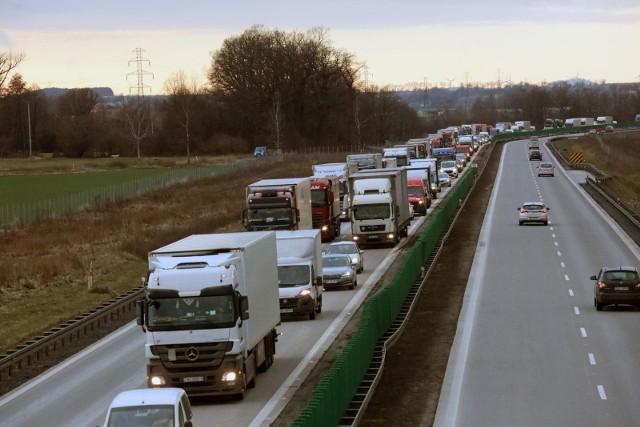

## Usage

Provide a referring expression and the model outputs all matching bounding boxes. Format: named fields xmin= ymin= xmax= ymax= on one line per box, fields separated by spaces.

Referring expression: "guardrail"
xmin=0 ymin=287 xmax=144 ymax=382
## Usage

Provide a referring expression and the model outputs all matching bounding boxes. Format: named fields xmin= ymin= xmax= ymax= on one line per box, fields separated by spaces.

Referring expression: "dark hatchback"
xmin=529 ymin=150 xmax=542 ymax=161
xmin=591 ymin=266 xmax=640 ymax=311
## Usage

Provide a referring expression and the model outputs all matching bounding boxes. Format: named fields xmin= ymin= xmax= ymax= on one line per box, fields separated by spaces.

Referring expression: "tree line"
xmin=1 ymin=26 xmax=639 ymax=160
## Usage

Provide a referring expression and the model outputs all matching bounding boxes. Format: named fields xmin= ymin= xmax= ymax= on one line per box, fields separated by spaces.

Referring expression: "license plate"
xmin=366 ymin=235 xmax=380 ymax=240
xmin=325 ymin=279 xmax=338 ymax=284
xmin=280 ymin=308 xmax=294 ymax=313
xmin=183 ymin=376 xmax=204 ymax=383
xmin=614 ymin=287 xmax=628 ymax=291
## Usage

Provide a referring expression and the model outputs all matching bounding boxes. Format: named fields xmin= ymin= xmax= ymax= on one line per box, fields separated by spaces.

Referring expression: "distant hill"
xmin=38 ymin=87 xmax=115 ymax=97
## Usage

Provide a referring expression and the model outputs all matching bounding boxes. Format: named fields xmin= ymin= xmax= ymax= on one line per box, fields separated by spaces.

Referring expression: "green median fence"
xmin=291 ymin=166 xmax=478 ymax=426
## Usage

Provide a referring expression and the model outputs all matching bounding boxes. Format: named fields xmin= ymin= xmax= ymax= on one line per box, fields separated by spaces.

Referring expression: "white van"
xmin=100 ymin=388 xmax=193 ymax=427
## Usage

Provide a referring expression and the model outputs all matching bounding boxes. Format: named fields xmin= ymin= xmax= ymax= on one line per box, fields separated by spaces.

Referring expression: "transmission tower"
xmin=127 ymin=48 xmax=154 ymax=97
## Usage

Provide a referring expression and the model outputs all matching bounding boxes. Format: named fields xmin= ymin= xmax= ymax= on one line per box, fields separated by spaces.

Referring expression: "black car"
xmin=529 ymin=150 xmax=542 ymax=161
xmin=591 ymin=266 xmax=640 ymax=311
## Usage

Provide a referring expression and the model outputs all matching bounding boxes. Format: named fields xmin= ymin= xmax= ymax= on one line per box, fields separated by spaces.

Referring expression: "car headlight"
xmin=299 ymin=288 xmax=312 ymax=296
xmin=149 ymin=375 xmax=166 ymax=386
xmin=342 ymin=271 xmax=353 ymax=279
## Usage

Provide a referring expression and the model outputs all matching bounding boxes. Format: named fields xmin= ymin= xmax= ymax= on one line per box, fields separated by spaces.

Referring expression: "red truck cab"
xmin=407 ymin=177 xmax=429 ymax=216
xmin=310 ymin=176 xmax=341 ymax=241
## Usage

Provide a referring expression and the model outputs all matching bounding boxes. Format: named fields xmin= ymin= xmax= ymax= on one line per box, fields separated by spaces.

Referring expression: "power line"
xmin=127 ymin=48 xmax=154 ymax=97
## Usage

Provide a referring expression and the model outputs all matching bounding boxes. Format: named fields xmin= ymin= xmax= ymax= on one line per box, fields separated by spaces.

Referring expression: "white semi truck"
xmin=382 ymin=147 xmax=410 ymax=167
xmin=137 ymin=231 xmax=280 ymax=399
xmin=242 ymin=177 xmax=312 ymax=231
xmin=275 ymin=230 xmax=323 ymax=320
xmin=348 ymin=167 xmax=411 ymax=247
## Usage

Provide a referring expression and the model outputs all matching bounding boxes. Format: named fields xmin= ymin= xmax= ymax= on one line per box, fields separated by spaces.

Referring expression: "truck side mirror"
xmin=239 ymin=296 xmax=250 ymax=320
xmin=136 ymin=299 xmax=147 ymax=332
xmin=241 ymin=209 xmax=248 ymax=227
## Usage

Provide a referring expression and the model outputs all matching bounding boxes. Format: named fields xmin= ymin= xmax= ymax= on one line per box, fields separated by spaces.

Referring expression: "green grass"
xmin=0 ymin=169 xmax=168 ymax=204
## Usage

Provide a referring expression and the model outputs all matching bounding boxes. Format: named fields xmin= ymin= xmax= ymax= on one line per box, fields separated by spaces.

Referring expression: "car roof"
xmin=522 ymin=201 xmax=544 ymax=206
xmin=109 ymin=388 xmax=186 ymax=408
xmin=601 ymin=266 xmax=638 ymax=272
xmin=329 ymin=241 xmax=356 ymax=246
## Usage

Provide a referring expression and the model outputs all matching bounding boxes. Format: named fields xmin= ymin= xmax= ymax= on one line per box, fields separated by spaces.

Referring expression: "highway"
xmin=435 ymin=138 xmax=640 ymax=426
xmin=0 ymin=167 xmax=458 ymax=427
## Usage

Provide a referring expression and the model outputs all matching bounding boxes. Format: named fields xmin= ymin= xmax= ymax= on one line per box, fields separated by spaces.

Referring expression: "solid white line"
xmin=581 ymin=328 xmax=588 ymax=337
xmin=597 ymin=385 xmax=607 ymax=400
xmin=0 ymin=321 xmax=137 ymax=406
xmin=569 ymin=289 xmax=574 ymax=296
xmin=589 ymin=353 xmax=596 ymax=365
xmin=565 ymin=274 xmax=570 ymax=281
xmin=574 ymin=306 xmax=580 ymax=315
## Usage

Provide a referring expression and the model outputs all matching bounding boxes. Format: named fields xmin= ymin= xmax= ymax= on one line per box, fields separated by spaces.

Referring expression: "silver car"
xmin=325 ymin=241 xmax=364 ymax=273
xmin=517 ymin=201 xmax=549 ymax=225
xmin=438 ymin=171 xmax=452 ymax=187
xmin=321 ymin=253 xmax=357 ymax=290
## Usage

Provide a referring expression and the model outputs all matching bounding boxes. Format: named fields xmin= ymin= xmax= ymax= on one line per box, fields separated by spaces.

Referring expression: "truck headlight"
xmin=299 ymin=289 xmax=312 ymax=296
xmin=149 ymin=375 xmax=166 ymax=386
xmin=222 ymin=371 xmax=238 ymax=382
xmin=387 ymin=233 xmax=395 ymax=240
xmin=321 ymin=225 xmax=329 ymax=231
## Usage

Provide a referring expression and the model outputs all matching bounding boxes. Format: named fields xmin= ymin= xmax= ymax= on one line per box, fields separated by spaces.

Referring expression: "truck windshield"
xmin=107 ymin=405 xmax=174 ymax=427
xmin=407 ymin=186 xmax=424 ymax=197
xmin=353 ymin=203 xmax=391 ymax=220
xmin=147 ymin=294 xmax=236 ymax=331
xmin=278 ymin=265 xmax=311 ymax=287
xmin=311 ymin=189 xmax=328 ymax=206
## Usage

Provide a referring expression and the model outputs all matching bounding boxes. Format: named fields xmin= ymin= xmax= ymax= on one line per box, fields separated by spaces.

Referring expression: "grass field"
xmin=0 ymin=152 xmax=347 ymax=352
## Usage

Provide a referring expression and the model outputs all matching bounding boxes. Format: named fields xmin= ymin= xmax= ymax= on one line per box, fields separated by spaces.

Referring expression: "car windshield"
xmin=439 ymin=173 xmax=449 ymax=179
xmin=107 ymin=405 xmax=174 ymax=427
xmin=323 ymin=256 xmax=350 ymax=267
xmin=327 ymin=243 xmax=358 ymax=254
xmin=540 ymin=163 xmax=553 ymax=168
xmin=441 ymin=161 xmax=456 ymax=168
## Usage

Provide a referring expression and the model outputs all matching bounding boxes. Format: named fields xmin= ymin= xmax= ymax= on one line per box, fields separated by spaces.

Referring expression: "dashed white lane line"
xmin=574 ymin=306 xmax=580 ymax=315
xmin=564 ymin=274 xmax=570 ymax=281
xmin=581 ymin=328 xmax=588 ymax=337
xmin=561 ymin=262 xmax=565 ymax=268
xmin=569 ymin=289 xmax=574 ymax=296
xmin=597 ymin=385 xmax=608 ymax=400
xmin=557 ymin=251 xmax=562 ymax=256
xmin=554 ymin=241 xmax=559 ymax=247
xmin=589 ymin=353 xmax=596 ymax=365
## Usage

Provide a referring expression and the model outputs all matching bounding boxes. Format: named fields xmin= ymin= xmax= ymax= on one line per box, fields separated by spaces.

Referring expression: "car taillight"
xmin=540 ymin=209 xmax=547 ymax=213
xmin=597 ymin=282 xmax=607 ymax=289
xmin=636 ymin=283 xmax=640 ymax=290
xmin=520 ymin=209 xmax=527 ymax=213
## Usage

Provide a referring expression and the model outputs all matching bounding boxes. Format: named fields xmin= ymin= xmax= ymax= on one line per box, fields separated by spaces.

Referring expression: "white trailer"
xmin=348 ymin=167 xmax=411 ymax=246
xmin=382 ymin=147 xmax=410 ymax=167
xmin=139 ymin=231 xmax=280 ymax=399
xmin=275 ymin=230 xmax=323 ymax=320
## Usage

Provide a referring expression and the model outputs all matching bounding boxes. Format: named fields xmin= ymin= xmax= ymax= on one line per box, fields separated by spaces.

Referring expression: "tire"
xmin=309 ymin=308 xmax=316 ymax=320
xmin=519 ymin=221 xmax=523 ymax=226
xmin=595 ymin=299 xmax=603 ymax=311
xmin=349 ymin=281 xmax=356 ymax=290
xmin=544 ymin=220 xmax=548 ymax=225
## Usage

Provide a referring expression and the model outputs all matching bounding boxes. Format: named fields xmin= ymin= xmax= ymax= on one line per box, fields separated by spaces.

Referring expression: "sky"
xmin=2 ymin=0 xmax=640 ymax=95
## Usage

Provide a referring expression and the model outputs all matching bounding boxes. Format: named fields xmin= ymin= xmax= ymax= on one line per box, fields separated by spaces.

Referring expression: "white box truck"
xmin=242 ymin=177 xmax=312 ymax=231
xmin=138 ymin=231 xmax=280 ymax=399
xmin=382 ymin=147 xmax=410 ymax=167
xmin=348 ymin=167 xmax=411 ymax=246
xmin=275 ymin=230 xmax=323 ymax=320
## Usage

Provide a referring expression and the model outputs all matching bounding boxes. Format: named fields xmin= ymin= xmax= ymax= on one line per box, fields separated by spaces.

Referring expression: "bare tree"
xmin=0 ymin=50 xmax=25 ymax=96
xmin=58 ymin=88 xmax=100 ymax=118
xmin=164 ymin=70 xmax=202 ymax=164
xmin=121 ymin=98 xmax=152 ymax=163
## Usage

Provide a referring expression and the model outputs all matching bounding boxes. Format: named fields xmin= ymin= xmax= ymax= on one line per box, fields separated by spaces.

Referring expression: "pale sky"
xmin=2 ymin=0 xmax=640 ymax=95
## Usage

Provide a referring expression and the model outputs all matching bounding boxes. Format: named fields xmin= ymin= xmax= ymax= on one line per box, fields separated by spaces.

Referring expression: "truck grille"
xmin=360 ymin=224 xmax=385 ymax=232
xmin=312 ymin=214 xmax=324 ymax=228
xmin=280 ymin=297 xmax=300 ymax=309
xmin=153 ymin=342 xmax=233 ymax=370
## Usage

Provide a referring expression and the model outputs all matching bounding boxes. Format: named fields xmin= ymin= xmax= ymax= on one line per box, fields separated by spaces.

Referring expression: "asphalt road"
xmin=435 ymin=139 xmax=640 ymax=426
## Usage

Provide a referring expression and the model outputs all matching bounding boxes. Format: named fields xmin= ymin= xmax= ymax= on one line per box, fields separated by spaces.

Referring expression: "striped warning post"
xmin=569 ymin=152 xmax=584 ymax=164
